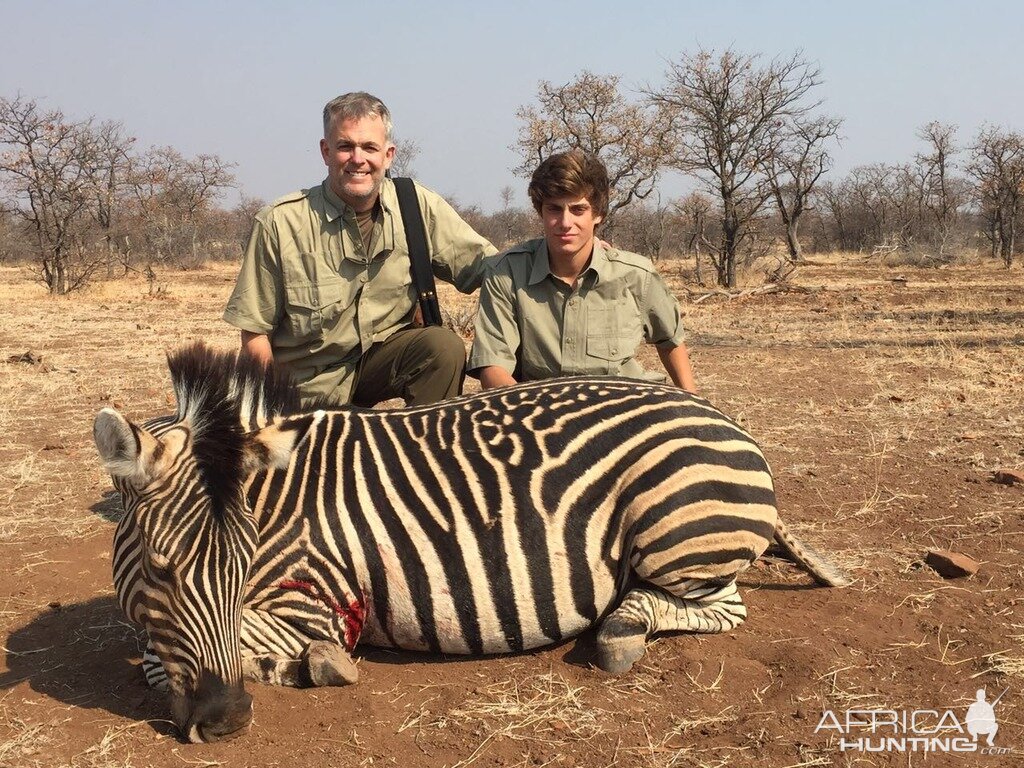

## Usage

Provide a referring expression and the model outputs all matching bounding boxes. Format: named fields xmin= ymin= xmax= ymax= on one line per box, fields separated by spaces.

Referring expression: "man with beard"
xmin=224 ymin=92 xmax=496 ymax=407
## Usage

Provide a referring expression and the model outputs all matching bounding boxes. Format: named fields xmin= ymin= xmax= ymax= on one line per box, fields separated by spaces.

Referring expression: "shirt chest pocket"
xmin=585 ymin=302 xmax=641 ymax=362
xmin=283 ymin=279 xmax=357 ymax=339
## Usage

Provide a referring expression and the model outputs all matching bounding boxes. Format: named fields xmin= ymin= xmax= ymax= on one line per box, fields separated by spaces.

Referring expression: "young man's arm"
xmin=658 ymin=343 xmax=697 ymax=394
xmin=478 ymin=366 xmax=517 ymax=389
xmin=467 ymin=260 xmax=521 ymax=389
xmin=644 ymin=269 xmax=698 ymax=394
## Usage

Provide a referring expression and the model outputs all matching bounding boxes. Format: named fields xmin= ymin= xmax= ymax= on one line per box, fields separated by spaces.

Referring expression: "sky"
xmin=2 ymin=0 xmax=1022 ymax=212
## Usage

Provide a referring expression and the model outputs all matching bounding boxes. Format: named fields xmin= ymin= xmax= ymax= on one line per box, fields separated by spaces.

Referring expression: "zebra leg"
xmin=301 ymin=640 xmax=359 ymax=686
xmin=243 ymin=642 xmax=359 ymax=687
xmin=240 ymin=610 xmax=358 ymax=688
xmin=595 ymin=580 xmax=746 ymax=674
xmin=142 ymin=641 xmax=169 ymax=691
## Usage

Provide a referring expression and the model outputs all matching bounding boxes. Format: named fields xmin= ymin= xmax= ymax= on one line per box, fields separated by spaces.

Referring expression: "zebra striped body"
xmin=244 ymin=377 xmax=775 ymax=656
xmin=95 ymin=344 xmax=845 ymax=742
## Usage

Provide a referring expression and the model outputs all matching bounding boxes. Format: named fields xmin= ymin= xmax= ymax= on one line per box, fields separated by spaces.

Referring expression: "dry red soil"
xmin=0 ymin=258 xmax=1021 ymax=767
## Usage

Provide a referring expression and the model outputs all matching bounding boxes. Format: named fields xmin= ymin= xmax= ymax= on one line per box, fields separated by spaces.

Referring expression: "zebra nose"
xmin=176 ymin=671 xmax=254 ymax=743
xmin=184 ymin=690 xmax=253 ymax=743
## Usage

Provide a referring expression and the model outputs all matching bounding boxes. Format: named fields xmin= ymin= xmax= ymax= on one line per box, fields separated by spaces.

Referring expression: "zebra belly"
xmin=355 ymin=558 xmax=623 ymax=655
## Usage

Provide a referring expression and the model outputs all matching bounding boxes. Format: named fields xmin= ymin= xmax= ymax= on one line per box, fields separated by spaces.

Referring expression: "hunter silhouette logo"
xmin=815 ymin=686 xmax=1013 ymax=755
xmin=965 ymin=688 xmax=1006 ymax=747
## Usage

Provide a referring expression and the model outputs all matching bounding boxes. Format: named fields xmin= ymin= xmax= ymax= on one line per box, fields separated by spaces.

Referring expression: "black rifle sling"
xmin=393 ymin=177 xmax=442 ymax=327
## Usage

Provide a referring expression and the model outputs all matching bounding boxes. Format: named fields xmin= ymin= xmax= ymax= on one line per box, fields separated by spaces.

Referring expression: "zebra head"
xmin=93 ymin=344 xmax=312 ymax=742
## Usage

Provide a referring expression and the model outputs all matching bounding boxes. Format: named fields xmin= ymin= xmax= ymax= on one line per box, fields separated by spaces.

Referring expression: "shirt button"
xmin=359 ymin=273 xmax=368 ymax=283
xmin=566 ymin=337 xmax=574 ymax=344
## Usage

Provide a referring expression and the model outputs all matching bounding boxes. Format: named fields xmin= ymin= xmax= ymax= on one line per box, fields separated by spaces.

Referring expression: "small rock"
xmin=7 ymin=350 xmax=43 ymax=365
xmin=925 ymin=550 xmax=979 ymax=579
xmin=6 ymin=350 xmax=53 ymax=372
xmin=992 ymin=469 xmax=1024 ymax=486
xmin=48 ymin=600 xmax=62 ymax=610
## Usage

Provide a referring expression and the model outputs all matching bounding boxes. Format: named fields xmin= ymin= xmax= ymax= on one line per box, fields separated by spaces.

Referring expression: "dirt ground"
xmin=0 ymin=254 xmax=1021 ymax=768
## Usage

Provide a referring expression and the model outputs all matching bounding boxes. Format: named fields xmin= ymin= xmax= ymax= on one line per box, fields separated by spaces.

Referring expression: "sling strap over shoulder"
xmin=393 ymin=177 xmax=443 ymax=327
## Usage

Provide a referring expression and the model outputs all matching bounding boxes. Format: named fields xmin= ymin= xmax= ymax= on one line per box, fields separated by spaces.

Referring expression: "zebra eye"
xmin=148 ymin=552 xmax=175 ymax=581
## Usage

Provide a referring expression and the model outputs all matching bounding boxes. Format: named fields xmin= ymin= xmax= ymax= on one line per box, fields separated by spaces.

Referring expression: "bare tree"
xmin=90 ymin=120 xmax=136 ymax=276
xmin=675 ymin=192 xmax=715 ymax=284
xmin=815 ymin=180 xmax=850 ymax=251
xmin=514 ymin=71 xmax=672 ymax=234
xmin=915 ymin=122 xmax=965 ymax=256
xmin=231 ymin=195 xmax=265 ymax=253
xmin=490 ymin=185 xmax=535 ymax=247
xmin=614 ymin=194 xmax=679 ymax=262
xmin=129 ymin=146 xmax=235 ymax=268
xmin=390 ymin=135 xmax=420 ymax=178
xmin=966 ymin=126 xmax=1024 ymax=266
xmin=0 ymin=95 xmax=128 ymax=293
xmin=649 ymin=49 xmax=826 ymax=287
xmin=764 ymin=114 xmax=842 ymax=262
xmin=0 ymin=207 xmax=31 ymax=264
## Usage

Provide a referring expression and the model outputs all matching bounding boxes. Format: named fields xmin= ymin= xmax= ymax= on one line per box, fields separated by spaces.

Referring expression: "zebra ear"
xmin=242 ymin=413 xmax=319 ymax=474
xmin=94 ymin=407 xmax=162 ymax=485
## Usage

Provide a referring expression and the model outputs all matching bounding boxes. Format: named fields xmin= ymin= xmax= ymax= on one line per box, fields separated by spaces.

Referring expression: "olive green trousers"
xmin=351 ymin=326 xmax=466 ymax=407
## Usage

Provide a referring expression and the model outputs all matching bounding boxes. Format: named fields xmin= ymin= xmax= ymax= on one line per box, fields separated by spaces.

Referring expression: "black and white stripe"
xmin=99 ymin=344 xmax=848 ymax=735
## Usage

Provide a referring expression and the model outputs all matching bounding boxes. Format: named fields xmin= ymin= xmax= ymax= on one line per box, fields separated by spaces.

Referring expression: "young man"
xmin=468 ymin=150 xmax=696 ymax=392
xmin=223 ymin=92 xmax=497 ymax=408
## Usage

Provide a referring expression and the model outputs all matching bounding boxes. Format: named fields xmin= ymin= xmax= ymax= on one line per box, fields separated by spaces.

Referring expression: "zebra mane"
xmin=165 ymin=343 xmax=304 ymax=515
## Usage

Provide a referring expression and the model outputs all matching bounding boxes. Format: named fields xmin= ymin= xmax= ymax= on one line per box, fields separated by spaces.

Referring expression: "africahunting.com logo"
xmin=815 ymin=687 xmax=1012 ymax=755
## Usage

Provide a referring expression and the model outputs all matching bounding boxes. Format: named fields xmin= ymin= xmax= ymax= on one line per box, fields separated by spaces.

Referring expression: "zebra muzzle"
xmin=172 ymin=672 xmax=254 ymax=743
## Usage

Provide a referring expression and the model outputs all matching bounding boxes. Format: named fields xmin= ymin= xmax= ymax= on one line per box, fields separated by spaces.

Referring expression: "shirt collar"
xmin=322 ymin=178 xmax=396 ymax=256
xmin=321 ymin=180 xmax=346 ymax=222
xmin=527 ymin=238 xmax=607 ymax=286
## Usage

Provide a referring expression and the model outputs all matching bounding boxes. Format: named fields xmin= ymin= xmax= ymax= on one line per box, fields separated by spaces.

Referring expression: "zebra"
xmin=93 ymin=342 xmax=849 ymax=743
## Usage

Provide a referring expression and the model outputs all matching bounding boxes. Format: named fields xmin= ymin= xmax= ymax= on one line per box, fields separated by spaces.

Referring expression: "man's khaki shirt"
xmin=468 ymin=238 xmax=685 ymax=382
xmin=223 ymin=178 xmax=496 ymax=404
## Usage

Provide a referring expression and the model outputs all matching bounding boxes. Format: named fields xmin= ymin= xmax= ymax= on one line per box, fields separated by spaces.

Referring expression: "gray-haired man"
xmin=224 ymin=92 xmax=497 ymax=407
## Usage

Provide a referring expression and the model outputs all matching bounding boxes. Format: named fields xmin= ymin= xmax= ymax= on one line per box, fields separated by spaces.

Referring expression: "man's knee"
xmin=400 ymin=327 xmax=466 ymax=405
xmin=414 ymin=327 xmax=466 ymax=372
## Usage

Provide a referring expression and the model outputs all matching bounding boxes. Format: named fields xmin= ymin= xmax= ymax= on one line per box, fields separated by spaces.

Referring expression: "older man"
xmin=224 ymin=92 xmax=497 ymax=407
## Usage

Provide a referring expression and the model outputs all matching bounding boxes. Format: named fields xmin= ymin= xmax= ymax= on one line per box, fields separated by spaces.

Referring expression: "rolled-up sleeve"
xmin=223 ymin=215 xmax=284 ymax=334
xmin=467 ymin=263 xmax=520 ymax=375
xmin=642 ymin=271 xmax=686 ymax=350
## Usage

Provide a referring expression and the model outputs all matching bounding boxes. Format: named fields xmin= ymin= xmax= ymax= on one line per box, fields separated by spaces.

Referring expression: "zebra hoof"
xmin=595 ymin=636 xmax=646 ymax=674
xmin=302 ymin=641 xmax=359 ymax=687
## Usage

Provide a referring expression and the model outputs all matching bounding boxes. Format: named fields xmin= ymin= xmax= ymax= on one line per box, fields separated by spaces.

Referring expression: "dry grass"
xmin=982 ymin=651 xmax=1024 ymax=679
xmin=0 ymin=689 xmax=146 ymax=768
xmin=446 ymin=672 xmax=607 ymax=744
xmin=0 ymin=256 xmax=1021 ymax=765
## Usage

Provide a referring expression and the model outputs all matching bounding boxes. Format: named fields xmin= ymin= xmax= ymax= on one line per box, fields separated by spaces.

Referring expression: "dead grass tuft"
xmin=613 ymin=708 xmax=739 ymax=768
xmin=447 ymin=672 xmax=606 ymax=745
xmin=981 ymin=651 xmax=1024 ymax=679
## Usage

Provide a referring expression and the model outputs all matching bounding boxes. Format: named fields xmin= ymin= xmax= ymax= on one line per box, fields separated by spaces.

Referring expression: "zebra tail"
xmin=772 ymin=519 xmax=852 ymax=587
